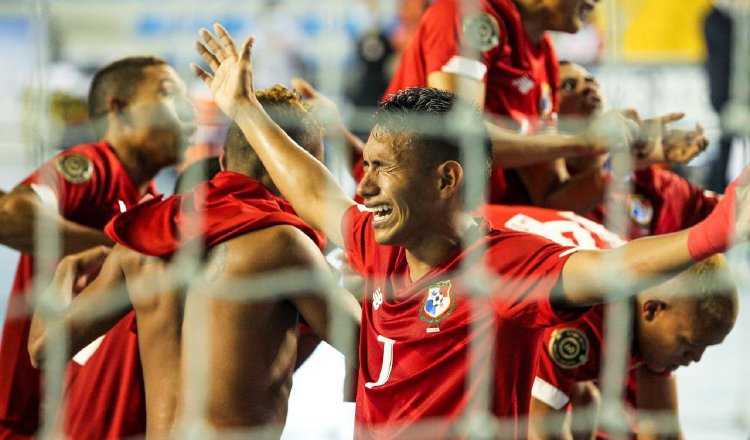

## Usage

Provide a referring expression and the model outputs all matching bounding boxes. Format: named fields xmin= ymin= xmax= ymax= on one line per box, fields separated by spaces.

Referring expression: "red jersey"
xmin=385 ymin=0 xmax=559 ymax=204
xmin=481 ymin=204 xmax=626 ymax=251
xmin=343 ymin=205 xmax=586 ymax=439
xmin=105 ymin=171 xmax=326 ymax=256
xmin=588 ymin=166 xmax=720 ymax=240
xmin=533 ymin=304 xmax=650 ymax=438
xmin=0 ymin=141 xmax=153 ymax=438
xmin=482 ymin=205 xmax=642 ymax=437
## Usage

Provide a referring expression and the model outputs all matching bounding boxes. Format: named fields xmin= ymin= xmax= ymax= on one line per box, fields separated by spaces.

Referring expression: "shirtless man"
xmin=29 ymin=85 xmax=360 ymax=437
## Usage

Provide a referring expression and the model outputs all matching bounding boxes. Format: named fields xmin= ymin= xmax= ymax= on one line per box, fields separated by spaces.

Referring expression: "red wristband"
xmin=687 ymin=169 xmax=749 ymax=260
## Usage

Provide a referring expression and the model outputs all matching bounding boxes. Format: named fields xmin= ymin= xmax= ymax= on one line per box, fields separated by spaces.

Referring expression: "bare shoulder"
xmin=215 ymin=225 xmax=324 ymax=276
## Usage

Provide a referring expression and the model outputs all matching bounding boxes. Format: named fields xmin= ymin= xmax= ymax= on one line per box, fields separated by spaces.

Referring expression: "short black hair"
xmin=223 ymin=85 xmax=323 ymax=175
xmin=375 ymin=87 xmax=492 ymax=209
xmin=88 ymin=56 xmax=168 ymax=137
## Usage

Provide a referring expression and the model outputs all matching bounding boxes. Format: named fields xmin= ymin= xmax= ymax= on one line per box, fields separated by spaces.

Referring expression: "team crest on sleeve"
xmin=462 ymin=13 xmax=500 ymax=52
xmin=56 ymin=154 xmax=93 ymax=183
xmin=419 ymin=280 xmax=456 ymax=333
xmin=628 ymin=194 xmax=653 ymax=226
xmin=548 ymin=328 xmax=589 ymax=369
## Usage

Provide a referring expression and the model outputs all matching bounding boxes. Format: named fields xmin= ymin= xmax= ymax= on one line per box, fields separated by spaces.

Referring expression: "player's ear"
xmin=219 ymin=152 xmax=227 ymax=171
xmin=108 ymin=97 xmax=130 ymax=126
xmin=437 ymin=160 xmax=463 ymax=200
xmin=642 ymin=299 xmax=666 ymax=322
xmin=108 ymin=97 xmax=127 ymax=115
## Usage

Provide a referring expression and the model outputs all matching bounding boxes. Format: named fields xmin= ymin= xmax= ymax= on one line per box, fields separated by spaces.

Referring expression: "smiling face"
xmin=124 ymin=64 xmax=197 ymax=167
xmin=356 ymin=128 xmax=443 ymax=247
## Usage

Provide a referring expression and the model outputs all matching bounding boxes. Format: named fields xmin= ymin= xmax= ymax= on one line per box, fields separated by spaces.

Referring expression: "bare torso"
xmin=186 ymin=227 xmax=306 ymax=436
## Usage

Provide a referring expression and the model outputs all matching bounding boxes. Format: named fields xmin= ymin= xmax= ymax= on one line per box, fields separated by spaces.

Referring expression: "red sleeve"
xmin=534 ymin=321 xmax=599 ymax=410
xmin=22 ymin=149 xmax=100 ymax=217
xmin=419 ymin=0 xmax=501 ymax=80
xmin=341 ymin=204 xmax=373 ymax=275
xmin=488 ymin=232 xmax=581 ymax=328
xmin=420 ymin=0 xmax=463 ymax=76
xmin=534 ymin=329 xmax=578 ymax=409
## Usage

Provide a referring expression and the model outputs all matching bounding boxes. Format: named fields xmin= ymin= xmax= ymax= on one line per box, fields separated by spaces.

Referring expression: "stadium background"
xmin=0 ymin=0 xmax=748 ymax=438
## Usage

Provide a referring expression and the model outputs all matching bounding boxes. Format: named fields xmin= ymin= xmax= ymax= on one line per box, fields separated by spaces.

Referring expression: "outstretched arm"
xmin=192 ymin=24 xmax=354 ymax=248
xmin=428 ymin=71 xmax=633 ymax=167
xmin=559 ymin=167 xmax=750 ymax=306
xmin=28 ymin=245 xmax=131 ymax=369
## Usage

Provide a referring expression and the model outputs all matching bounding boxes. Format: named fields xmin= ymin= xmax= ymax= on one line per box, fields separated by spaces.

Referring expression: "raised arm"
xmin=191 ymin=24 xmax=354 ymax=248
xmin=291 ymin=77 xmax=365 ymax=169
xmin=0 ymin=185 xmax=112 ymax=255
xmin=559 ymin=167 xmax=750 ymax=306
xmin=28 ymin=245 xmax=131 ymax=369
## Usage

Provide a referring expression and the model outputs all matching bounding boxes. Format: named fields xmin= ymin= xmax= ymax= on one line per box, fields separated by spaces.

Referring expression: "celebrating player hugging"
xmin=0 ymin=1 xmax=745 ymax=439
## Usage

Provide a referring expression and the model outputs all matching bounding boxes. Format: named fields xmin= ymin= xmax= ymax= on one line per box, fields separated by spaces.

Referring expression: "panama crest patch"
xmin=628 ymin=194 xmax=653 ymax=226
xmin=419 ymin=280 xmax=456 ymax=333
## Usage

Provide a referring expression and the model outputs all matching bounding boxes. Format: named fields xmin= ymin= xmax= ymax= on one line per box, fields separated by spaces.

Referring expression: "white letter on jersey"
xmin=364 ymin=334 xmax=395 ymax=389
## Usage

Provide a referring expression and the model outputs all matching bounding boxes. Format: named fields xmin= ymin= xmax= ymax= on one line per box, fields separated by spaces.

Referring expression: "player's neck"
xmin=105 ymin=136 xmax=164 ymax=195
xmin=404 ymin=214 xmax=479 ymax=282
xmin=514 ymin=0 xmax=549 ymax=43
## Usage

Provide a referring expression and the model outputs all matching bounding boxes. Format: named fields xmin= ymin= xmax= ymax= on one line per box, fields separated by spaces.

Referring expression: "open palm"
xmin=192 ymin=23 xmax=257 ymax=119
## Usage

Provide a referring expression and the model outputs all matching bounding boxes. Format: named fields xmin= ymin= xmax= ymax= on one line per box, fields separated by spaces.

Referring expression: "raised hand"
xmin=191 ymin=23 xmax=258 ymax=119
xmin=291 ymin=77 xmax=347 ymax=135
xmin=661 ymin=123 xmax=709 ymax=163
xmin=635 ymin=113 xmax=708 ymax=164
xmin=52 ymin=245 xmax=111 ymax=301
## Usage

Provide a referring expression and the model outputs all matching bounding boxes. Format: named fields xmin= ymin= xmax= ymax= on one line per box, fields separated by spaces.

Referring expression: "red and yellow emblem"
xmin=419 ymin=280 xmax=456 ymax=333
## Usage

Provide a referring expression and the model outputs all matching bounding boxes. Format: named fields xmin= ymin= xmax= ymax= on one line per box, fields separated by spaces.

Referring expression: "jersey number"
xmin=364 ymin=334 xmax=395 ymax=389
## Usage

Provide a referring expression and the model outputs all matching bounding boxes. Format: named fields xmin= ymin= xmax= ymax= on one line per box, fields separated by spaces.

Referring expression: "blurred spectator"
xmin=703 ymin=1 xmax=734 ymax=192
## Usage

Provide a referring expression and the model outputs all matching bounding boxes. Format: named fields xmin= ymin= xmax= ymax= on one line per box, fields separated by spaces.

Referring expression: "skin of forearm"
xmin=543 ymin=167 xmax=606 ymax=215
xmin=234 ymin=104 xmax=351 ymax=246
xmin=562 ymin=230 xmax=694 ymax=306
xmin=0 ymin=192 xmax=112 ymax=255
xmin=486 ymin=122 xmax=594 ymax=168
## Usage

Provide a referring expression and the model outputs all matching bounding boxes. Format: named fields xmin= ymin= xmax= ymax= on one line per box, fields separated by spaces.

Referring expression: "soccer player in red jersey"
xmin=529 ymin=255 xmax=736 ymax=440
xmin=29 ymin=86 xmax=360 ymax=437
xmin=482 ymin=205 xmax=737 ymax=439
xmin=555 ymin=62 xmax=718 ymax=238
xmin=384 ymin=0 xmax=637 ymax=206
xmin=0 ymin=56 xmax=196 ymax=438
xmin=192 ymin=25 xmax=750 ymax=439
